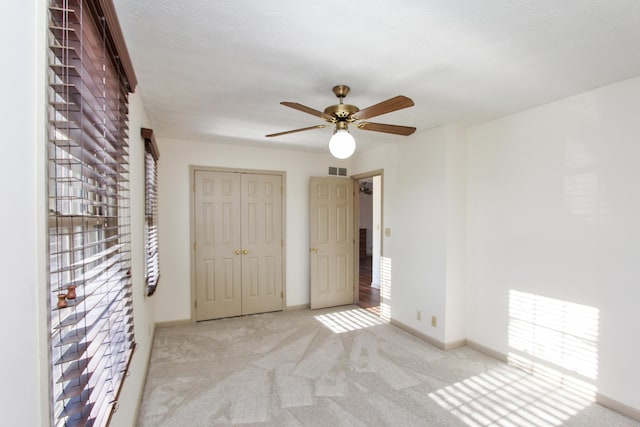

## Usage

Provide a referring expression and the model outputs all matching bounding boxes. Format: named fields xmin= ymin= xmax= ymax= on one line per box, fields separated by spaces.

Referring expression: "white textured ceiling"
xmin=113 ymin=0 xmax=640 ymax=153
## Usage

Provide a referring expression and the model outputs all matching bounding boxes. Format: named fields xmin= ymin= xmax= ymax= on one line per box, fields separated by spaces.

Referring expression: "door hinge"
xmin=193 ymin=182 xmax=196 ymax=193
xmin=281 ymin=291 xmax=283 ymax=298
xmin=281 ymin=187 xmax=284 ymax=194
xmin=281 ymin=239 xmax=284 ymax=247
xmin=194 ymin=300 xmax=197 ymax=309
xmin=194 ymin=242 xmax=197 ymax=250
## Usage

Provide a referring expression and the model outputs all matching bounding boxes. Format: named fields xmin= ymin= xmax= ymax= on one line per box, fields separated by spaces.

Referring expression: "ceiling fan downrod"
xmin=333 ymin=85 xmax=350 ymax=104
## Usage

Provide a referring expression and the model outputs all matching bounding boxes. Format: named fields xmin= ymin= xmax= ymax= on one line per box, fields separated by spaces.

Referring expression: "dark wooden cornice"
xmin=88 ymin=0 xmax=138 ymax=92
xmin=141 ymin=128 xmax=160 ymax=160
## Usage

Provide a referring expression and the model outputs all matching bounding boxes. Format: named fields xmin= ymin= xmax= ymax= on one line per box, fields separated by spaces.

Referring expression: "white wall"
xmin=444 ymin=126 xmax=467 ymax=343
xmin=466 ymin=76 xmax=640 ymax=411
xmin=1 ymin=1 xmax=48 ymax=425
xmin=392 ymin=128 xmax=448 ymax=342
xmin=155 ymin=138 xmax=349 ymax=322
xmin=353 ymin=127 xmax=466 ymax=344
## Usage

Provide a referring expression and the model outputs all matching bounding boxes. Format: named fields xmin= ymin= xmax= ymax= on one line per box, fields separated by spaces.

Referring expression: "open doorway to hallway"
xmin=356 ymin=175 xmax=381 ymax=315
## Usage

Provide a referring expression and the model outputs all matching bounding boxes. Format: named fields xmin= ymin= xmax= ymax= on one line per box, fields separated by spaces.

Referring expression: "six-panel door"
xmin=194 ymin=171 xmax=243 ymax=320
xmin=241 ymin=174 xmax=283 ymax=315
xmin=309 ymin=177 xmax=354 ymax=309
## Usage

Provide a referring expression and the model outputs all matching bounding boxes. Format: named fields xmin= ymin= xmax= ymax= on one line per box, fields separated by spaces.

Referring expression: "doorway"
xmin=356 ymin=174 xmax=382 ymax=315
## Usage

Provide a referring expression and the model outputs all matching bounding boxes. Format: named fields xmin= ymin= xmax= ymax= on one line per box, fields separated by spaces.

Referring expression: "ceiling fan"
xmin=266 ymin=85 xmax=416 ymax=159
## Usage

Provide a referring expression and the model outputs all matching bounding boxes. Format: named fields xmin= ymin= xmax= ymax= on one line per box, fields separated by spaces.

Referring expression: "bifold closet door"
xmin=194 ymin=170 xmax=242 ymax=321
xmin=194 ymin=170 xmax=283 ymax=321
xmin=241 ymin=174 xmax=283 ymax=315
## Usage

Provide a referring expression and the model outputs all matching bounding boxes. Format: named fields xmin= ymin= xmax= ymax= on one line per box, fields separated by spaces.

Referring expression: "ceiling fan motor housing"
xmin=324 ymin=103 xmax=359 ymax=122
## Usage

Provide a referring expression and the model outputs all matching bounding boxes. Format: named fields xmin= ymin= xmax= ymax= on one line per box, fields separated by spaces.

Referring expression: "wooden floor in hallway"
xmin=357 ymin=255 xmax=380 ymax=315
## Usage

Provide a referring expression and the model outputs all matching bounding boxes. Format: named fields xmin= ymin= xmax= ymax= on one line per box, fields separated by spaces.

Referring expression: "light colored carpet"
xmin=137 ymin=305 xmax=638 ymax=426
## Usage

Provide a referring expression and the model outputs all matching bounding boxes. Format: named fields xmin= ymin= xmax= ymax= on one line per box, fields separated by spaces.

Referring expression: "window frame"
xmin=141 ymin=128 xmax=160 ymax=296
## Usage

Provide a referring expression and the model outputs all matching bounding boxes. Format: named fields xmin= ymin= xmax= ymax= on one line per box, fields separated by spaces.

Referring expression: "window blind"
xmin=141 ymin=128 xmax=160 ymax=296
xmin=47 ymin=1 xmax=137 ymax=426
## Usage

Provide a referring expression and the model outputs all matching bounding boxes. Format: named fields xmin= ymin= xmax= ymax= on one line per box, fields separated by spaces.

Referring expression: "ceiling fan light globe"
xmin=328 ymin=130 xmax=356 ymax=159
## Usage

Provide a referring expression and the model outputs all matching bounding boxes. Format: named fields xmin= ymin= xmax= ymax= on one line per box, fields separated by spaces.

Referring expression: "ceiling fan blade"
xmin=353 ymin=95 xmax=414 ymax=120
xmin=266 ymin=124 xmax=327 ymax=137
xmin=281 ymin=102 xmax=334 ymax=121
xmin=357 ymin=122 xmax=416 ymax=136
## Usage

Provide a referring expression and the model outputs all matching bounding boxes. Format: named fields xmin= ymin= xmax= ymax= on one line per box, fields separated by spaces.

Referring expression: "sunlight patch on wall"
xmin=564 ymin=138 xmax=594 ymax=170
xmin=508 ymin=290 xmax=599 ymax=383
xmin=563 ymin=172 xmax=600 ymax=223
xmin=314 ymin=307 xmax=385 ymax=334
xmin=379 ymin=256 xmax=392 ymax=320
xmin=563 ymin=138 xmax=610 ymax=224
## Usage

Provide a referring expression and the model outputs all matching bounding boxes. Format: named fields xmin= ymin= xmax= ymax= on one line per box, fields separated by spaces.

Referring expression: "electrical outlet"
xmin=416 ymin=310 xmax=422 ymax=321
xmin=431 ymin=316 xmax=437 ymax=327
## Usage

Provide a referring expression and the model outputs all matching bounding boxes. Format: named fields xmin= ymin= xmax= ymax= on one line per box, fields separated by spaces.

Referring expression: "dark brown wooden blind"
xmin=47 ymin=1 xmax=137 ymax=426
xmin=141 ymin=128 xmax=160 ymax=296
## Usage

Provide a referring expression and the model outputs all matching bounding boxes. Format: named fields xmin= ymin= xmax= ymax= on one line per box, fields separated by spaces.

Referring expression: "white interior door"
xmin=194 ymin=170 xmax=242 ymax=320
xmin=309 ymin=177 xmax=354 ymax=309
xmin=241 ymin=174 xmax=283 ymax=314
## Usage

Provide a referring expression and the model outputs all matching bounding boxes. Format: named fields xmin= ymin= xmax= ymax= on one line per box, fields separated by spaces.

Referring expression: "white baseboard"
xmin=443 ymin=338 xmax=467 ymax=351
xmin=596 ymin=393 xmax=640 ymax=421
xmin=284 ymin=304 xmax=309 ymax=311
xmin=465 ymin=339 xmax=509 ymax=362
xmin=389 ymin=318 xmax=466 ymax=351
xmin=154 ymin=318 xmax=192 ymax=327
xmin=133 ymin=324 xmax=156 ymax=424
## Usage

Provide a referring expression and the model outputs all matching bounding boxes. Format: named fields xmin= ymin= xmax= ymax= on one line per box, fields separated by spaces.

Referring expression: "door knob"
xmin=242 ymin=249 xmax=249 ymax=255
xmin=234 ymin=250 xmax=241 ymax=255
xmin=310 ymin=247 xmax=318 ymax=253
